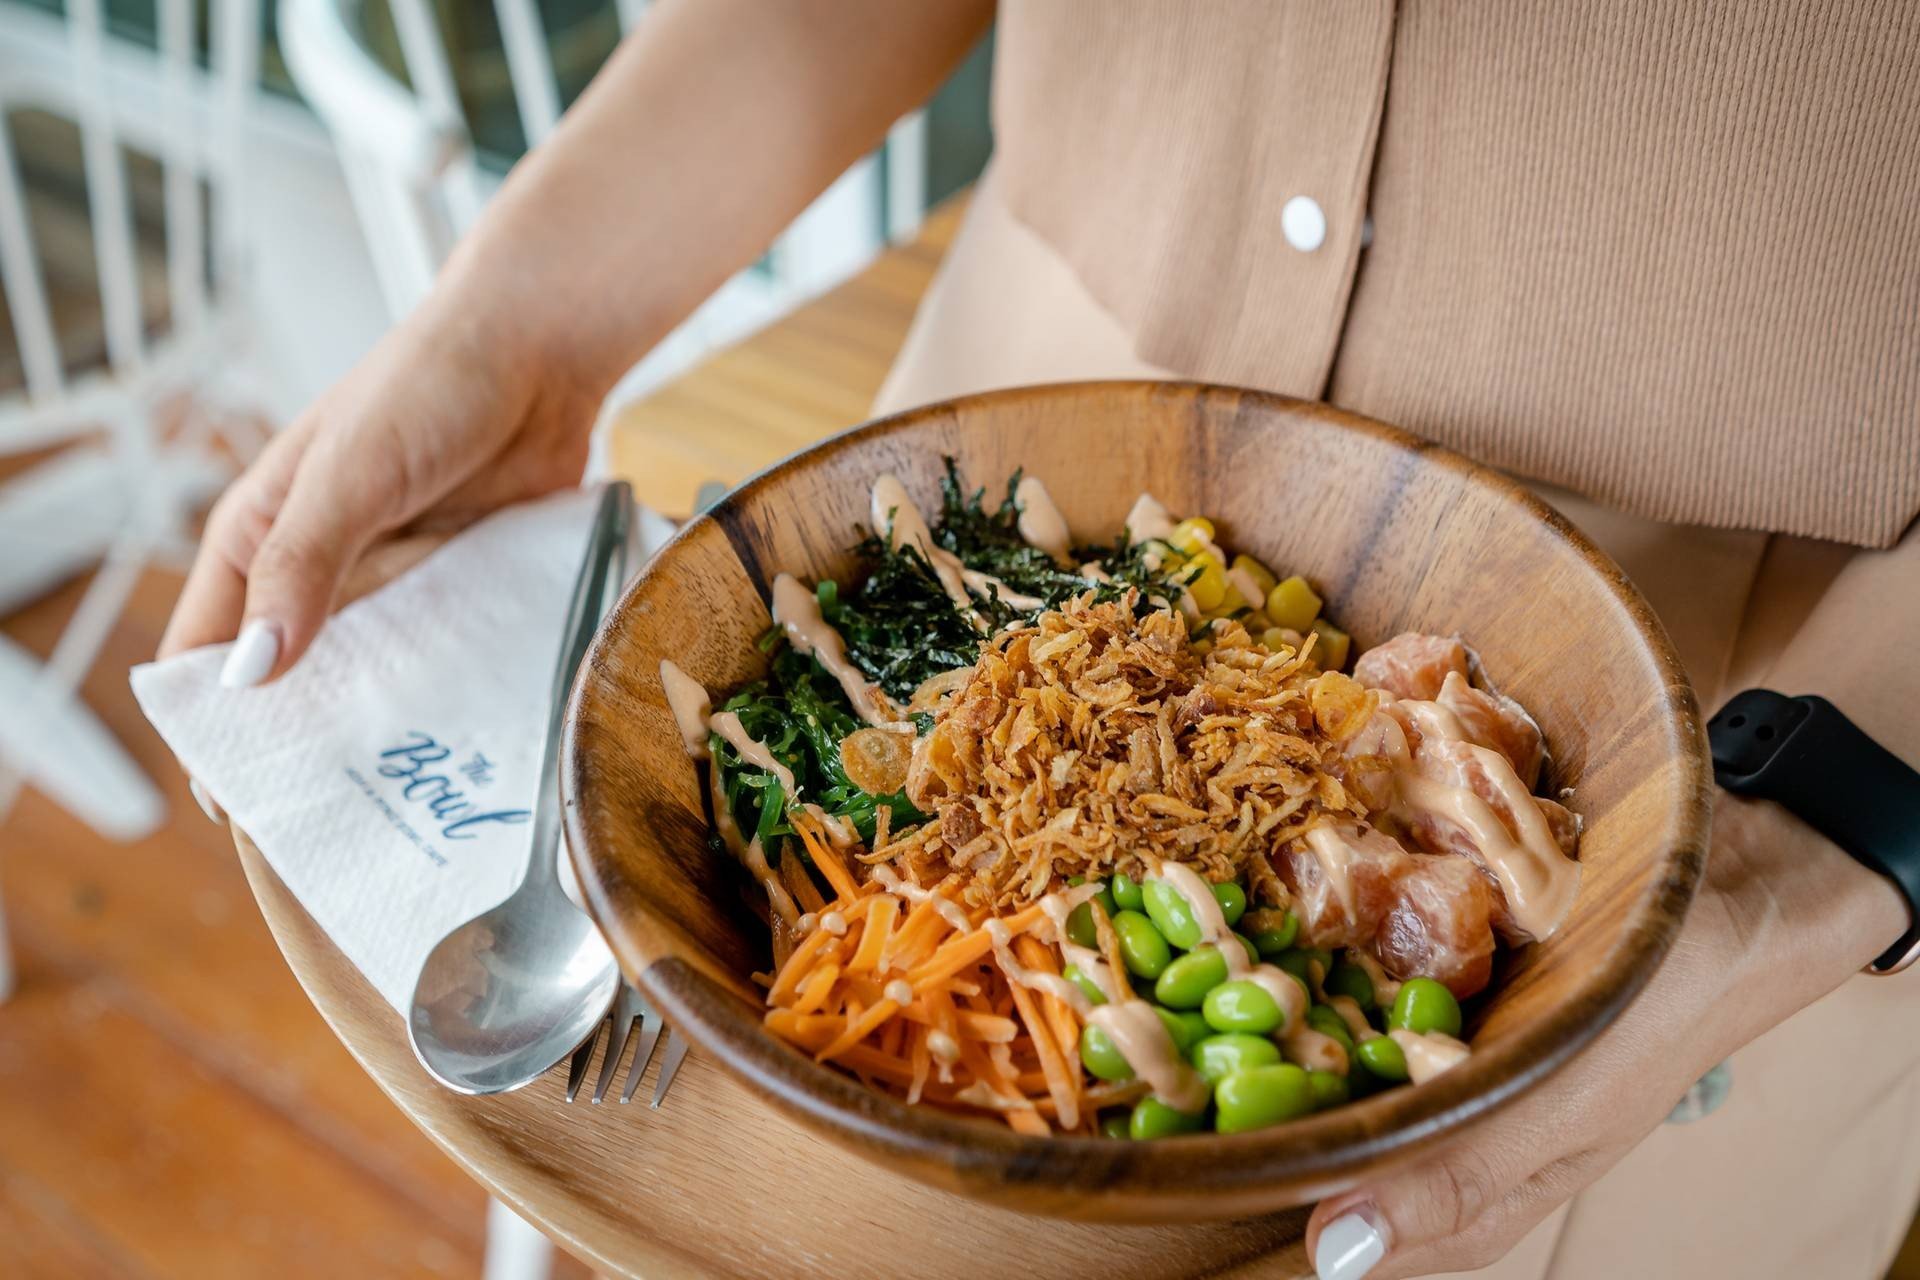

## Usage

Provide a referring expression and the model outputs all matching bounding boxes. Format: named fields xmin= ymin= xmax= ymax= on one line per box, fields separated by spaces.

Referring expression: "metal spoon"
xmin=407 ymin=484 xmax=631 ymax=1095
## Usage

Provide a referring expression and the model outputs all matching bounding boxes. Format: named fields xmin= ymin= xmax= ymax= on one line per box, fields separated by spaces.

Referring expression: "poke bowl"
xmin=561 ymin=380 xmax=1711 ymax=1222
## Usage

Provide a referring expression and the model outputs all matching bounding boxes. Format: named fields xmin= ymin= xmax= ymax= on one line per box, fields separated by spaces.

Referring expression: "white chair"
xmin=0 ymin=0 xmax=271 ymax=999
xmin=280 ymin=0 xmax=928 ymax=399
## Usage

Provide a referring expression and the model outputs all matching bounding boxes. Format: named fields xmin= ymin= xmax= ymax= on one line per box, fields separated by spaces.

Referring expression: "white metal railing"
xmin=0 ymin=0 xmax=265 ymax=895
xmin=282 ymin=0 xmax=927 ymax=394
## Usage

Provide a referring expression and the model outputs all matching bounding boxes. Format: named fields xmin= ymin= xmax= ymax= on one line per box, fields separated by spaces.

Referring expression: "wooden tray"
xmin=234 ymin=829 xmax=1312 ymax=1278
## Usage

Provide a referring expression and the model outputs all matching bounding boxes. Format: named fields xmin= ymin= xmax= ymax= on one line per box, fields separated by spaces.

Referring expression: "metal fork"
xmin=565 ymin=982 xmax=689 ymax=1107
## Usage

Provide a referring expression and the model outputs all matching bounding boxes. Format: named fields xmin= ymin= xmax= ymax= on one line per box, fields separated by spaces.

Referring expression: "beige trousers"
xmin=874 ymin=173 xmax=1920 ymax=1280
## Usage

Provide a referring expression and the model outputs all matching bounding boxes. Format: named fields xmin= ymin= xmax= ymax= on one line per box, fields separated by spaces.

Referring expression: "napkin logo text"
xmin=371 ymin=732 xmax=532 ymax=841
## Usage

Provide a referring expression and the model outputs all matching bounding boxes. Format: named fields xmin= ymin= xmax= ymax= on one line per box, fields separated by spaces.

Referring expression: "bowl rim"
xmin=563 ymin=379 xmax=1714 ymax=1209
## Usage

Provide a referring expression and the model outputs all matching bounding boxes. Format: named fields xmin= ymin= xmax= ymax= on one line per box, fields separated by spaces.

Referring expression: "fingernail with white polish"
xmin=220 ymin=619 xmax=280 ymax=688
xmin=1316 ymin=1209 xmax=1387 ymax=1280
xmin=189 ymin=778 xmax=224 ymax=824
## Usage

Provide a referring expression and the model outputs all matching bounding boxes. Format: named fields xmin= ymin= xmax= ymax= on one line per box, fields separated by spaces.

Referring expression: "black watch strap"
xmin=1708 ymin=690 xmax=1920 ymax=973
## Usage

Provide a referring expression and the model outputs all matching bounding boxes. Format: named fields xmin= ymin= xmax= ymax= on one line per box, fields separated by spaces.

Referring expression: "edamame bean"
xmin=1305 ymin=947 xmax=1334 ymax=978
xmin=1274 ymin=948 xmax=1313 ymax=983
xmin=1154 ymin=948 xmax=1230 ymax=1008
xmin=1130 ymin=1096 xmax=1208 ymax=1140
xmin=1065 ymin=877 xmax=1118 ymax=948
xmin=1213 ymin=1063 xmax=1315 ymax=1133
xmin=1110 ymin=872 xmax=1145 ymax=912
xmin=1250 ymin=910 xmax=1300 ymax=955
xmin=1112 ymin=909 xmax=1172 ymax=979
xmin=1100 ymin=1112 xmax=1132 ymax=1139
xmin=1159 ymin=1007 xmax=1211 ymax=1054
xmin=1308 ymin=1069 xmax=1350 ymax=1110
xmin=1143 ymin=879 xmax=1204 ymax=949
xmin=1063 ymin=964 xmax=1108 ymax=1007
xmin=1230 ymin=933 xmax=1260 ymax=964
xmin=1190 ymin=1033 xmax=1283 ymax=1085
xmin=1355 ymin=1033 xmax=1409 ymax=1082
xmin=1210 ymin=881 xmax=1248 ymax=928
xmin=1202 ymin=980 xmax=1285 ymax=1034
xmin=1325 ymin=960 xmax=1375 ymax=1011
xmin=1080 ymin=1023 xmax=1135 ymax=1081
xmin=1388 ymin=976 xmax=1463 ymax=1037
xmin=1305 ymin=1004 xmax=1356 ymax=1056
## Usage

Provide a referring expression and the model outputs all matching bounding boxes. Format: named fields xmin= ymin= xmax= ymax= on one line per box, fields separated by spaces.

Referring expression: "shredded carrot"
xmin=816 ymin=994 xmax=906 ymax=1062
xmin=794 ymin=819 xmax=859 ymax=901
xmin=1005 ymin=974 xmax=1078 ymax=1130
xmin=767 ymin=927 xmax=839 ymax=1008
xmin=847 ymin=894 xmax=900 ymax=974
xmin=791 ymin=962 xmax=841 ymax=1016
xmin=780 ymin=846 xmax=827 ymax=914
xmin=905 ymin=902 xmax=1048 ymax=988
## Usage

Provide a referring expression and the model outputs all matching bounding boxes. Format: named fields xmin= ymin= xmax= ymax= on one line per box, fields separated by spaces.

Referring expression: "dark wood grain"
xmin=567 ymin=380 xmax=1712 ymax=1223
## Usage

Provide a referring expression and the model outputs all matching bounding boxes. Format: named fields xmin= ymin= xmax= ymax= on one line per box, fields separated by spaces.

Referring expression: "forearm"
xmin=430 ymin=0 xmax=994 ymax=398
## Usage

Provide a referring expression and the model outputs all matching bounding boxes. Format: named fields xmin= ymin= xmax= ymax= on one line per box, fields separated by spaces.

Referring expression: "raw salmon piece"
xmin=1275 ymin=823 xmax=1414 ymax=949
xmin=1435 ymin=670 xmax=1545 ymax=787
xmin=1353 ymin=633 xmax=1469 ymax=700
xmin=1401 ymin=737 xmax=1576 ymax=942
xmin=1373 ymin=853 xmax=1497 ymax=999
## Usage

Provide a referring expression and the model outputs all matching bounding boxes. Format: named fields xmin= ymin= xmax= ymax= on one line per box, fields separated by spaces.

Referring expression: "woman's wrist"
xmin=1688 ymin=794 xmax=1909 ymax=1064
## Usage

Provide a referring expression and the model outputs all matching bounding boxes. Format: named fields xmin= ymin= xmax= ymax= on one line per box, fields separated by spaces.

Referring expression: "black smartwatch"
xmin=1708 ymin=690 xmax=1920 ymax=974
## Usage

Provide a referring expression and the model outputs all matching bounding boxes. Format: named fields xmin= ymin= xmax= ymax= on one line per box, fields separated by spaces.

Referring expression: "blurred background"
xmin=1 ymin=3 xmax=1916 ymax=1278
xmin=0 ymin=1 xmax=987 ymax=1273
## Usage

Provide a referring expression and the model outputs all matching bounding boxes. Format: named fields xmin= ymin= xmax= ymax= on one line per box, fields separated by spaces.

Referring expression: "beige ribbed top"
xmin=991 ymin=1 xmax=1920 ymax=547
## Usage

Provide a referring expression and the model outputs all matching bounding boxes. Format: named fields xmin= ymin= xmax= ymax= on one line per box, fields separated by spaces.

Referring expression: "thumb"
xmin=218 ymin=458 xmax=391 ymax=687
xmin=1307 ymin=1147 xmax=1508 ymax=1280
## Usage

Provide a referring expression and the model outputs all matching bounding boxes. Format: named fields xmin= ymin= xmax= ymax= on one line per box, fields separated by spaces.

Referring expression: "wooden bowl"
xmin=562 ymin=381 xmax=1711 ymax=1222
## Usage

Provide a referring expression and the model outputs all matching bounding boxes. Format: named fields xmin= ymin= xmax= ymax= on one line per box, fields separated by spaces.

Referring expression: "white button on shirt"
xmin=1281 ymin=195 xmax=1327 ymax=252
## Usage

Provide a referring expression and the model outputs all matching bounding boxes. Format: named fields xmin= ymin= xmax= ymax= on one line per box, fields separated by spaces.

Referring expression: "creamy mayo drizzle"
xmin=706 ymin=766 xmax=799 ymax=926
xmin=1125 ymin=492 xmax=1177 ymax=546
xmin=871 ymin=474 xmax=1047 ymax=627
xmin=1303 ymin=826 xmax=1367 ymax=934
xmin=1226 ymin=564 xmax=1266 ymax=610
xmin=1327 ymin=994 xmax=1379 ymax=1044
xmin=1390 ymin=1028 xmax=1471 ymax=1084
xmin=1088 ymin=998 xmax=1212 ymax=1113
xmin=770 ymin=572 xmax=898 ymax=727
xmin=1376 ymin=692 xmax=1580 ymax=940
xmin=870 ymin=865 xmax=974 ymax=933
xmin=1039 ymin=889 xmax=1122 ymax=1004
xmin=708 ymin=711 xmax=797 ymax=797
xmin=927 ymin=1030 xmax=961 ymax=1063
xmin=659 ymin=660 xmax=712 ymax=759
xmin=1013 ymin=474 xmax=1072 ymax=564
xmin=958 ymin=565 xmax=1045 ymax=611
xmin=987 ymin=917 xmax=1092 ymax=1014
xmin=1348 ymin=949 xmax=1403 ymax=1005
xmin=800 ymin=803 xmax=859 ymax=847
xmin=1396 ymin=764 xmax=1577 ymax=940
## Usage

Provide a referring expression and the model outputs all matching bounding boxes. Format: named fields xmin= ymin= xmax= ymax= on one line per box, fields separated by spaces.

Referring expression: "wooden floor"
xmin=4 ymin=190 xmax=1918 ymax=1278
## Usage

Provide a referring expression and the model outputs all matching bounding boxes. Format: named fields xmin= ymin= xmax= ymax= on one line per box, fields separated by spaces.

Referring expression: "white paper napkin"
xmin=130 ymin=489 xmax=674 ymax=1013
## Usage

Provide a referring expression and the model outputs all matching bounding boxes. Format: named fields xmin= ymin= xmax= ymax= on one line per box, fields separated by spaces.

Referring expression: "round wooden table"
xmin=233 ymin=830 xmax=1314 ymax=1278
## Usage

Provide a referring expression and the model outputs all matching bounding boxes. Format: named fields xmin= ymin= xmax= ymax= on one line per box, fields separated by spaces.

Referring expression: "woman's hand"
xmin=1307 ymin=794 xmax=1909 ymax=1279
xmin=158 ymin=296 xmax=599 ymax=683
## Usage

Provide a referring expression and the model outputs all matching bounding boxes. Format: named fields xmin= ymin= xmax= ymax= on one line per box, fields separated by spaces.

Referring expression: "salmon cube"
xmin=1435 ymin=670 xmax=1545 ymax=787
xmin=1275 ymin=823 xmax=1414 ymax=949
xmin=1353 ymin=633 xmax=1469 ymax=700
xmin=1372 ymin=854 xmax=1497 ymax=999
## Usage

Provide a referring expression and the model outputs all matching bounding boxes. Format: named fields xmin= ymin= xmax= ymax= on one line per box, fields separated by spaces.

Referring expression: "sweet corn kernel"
xmin=1259 ymin=626 xmax=1290 ymax=651
xmin=1231 ymin=555 xmax=1278 ymax=600
xmin=1185 ymin=556 xmax=1229 ymax=611
xmin=1309 ymin=618 xmax=1351 ymax=671
xmin=1169 ymin=516 xmax=1216 ymax=556
xmin=1266 ymin=575 xmax=1324 ymax=632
